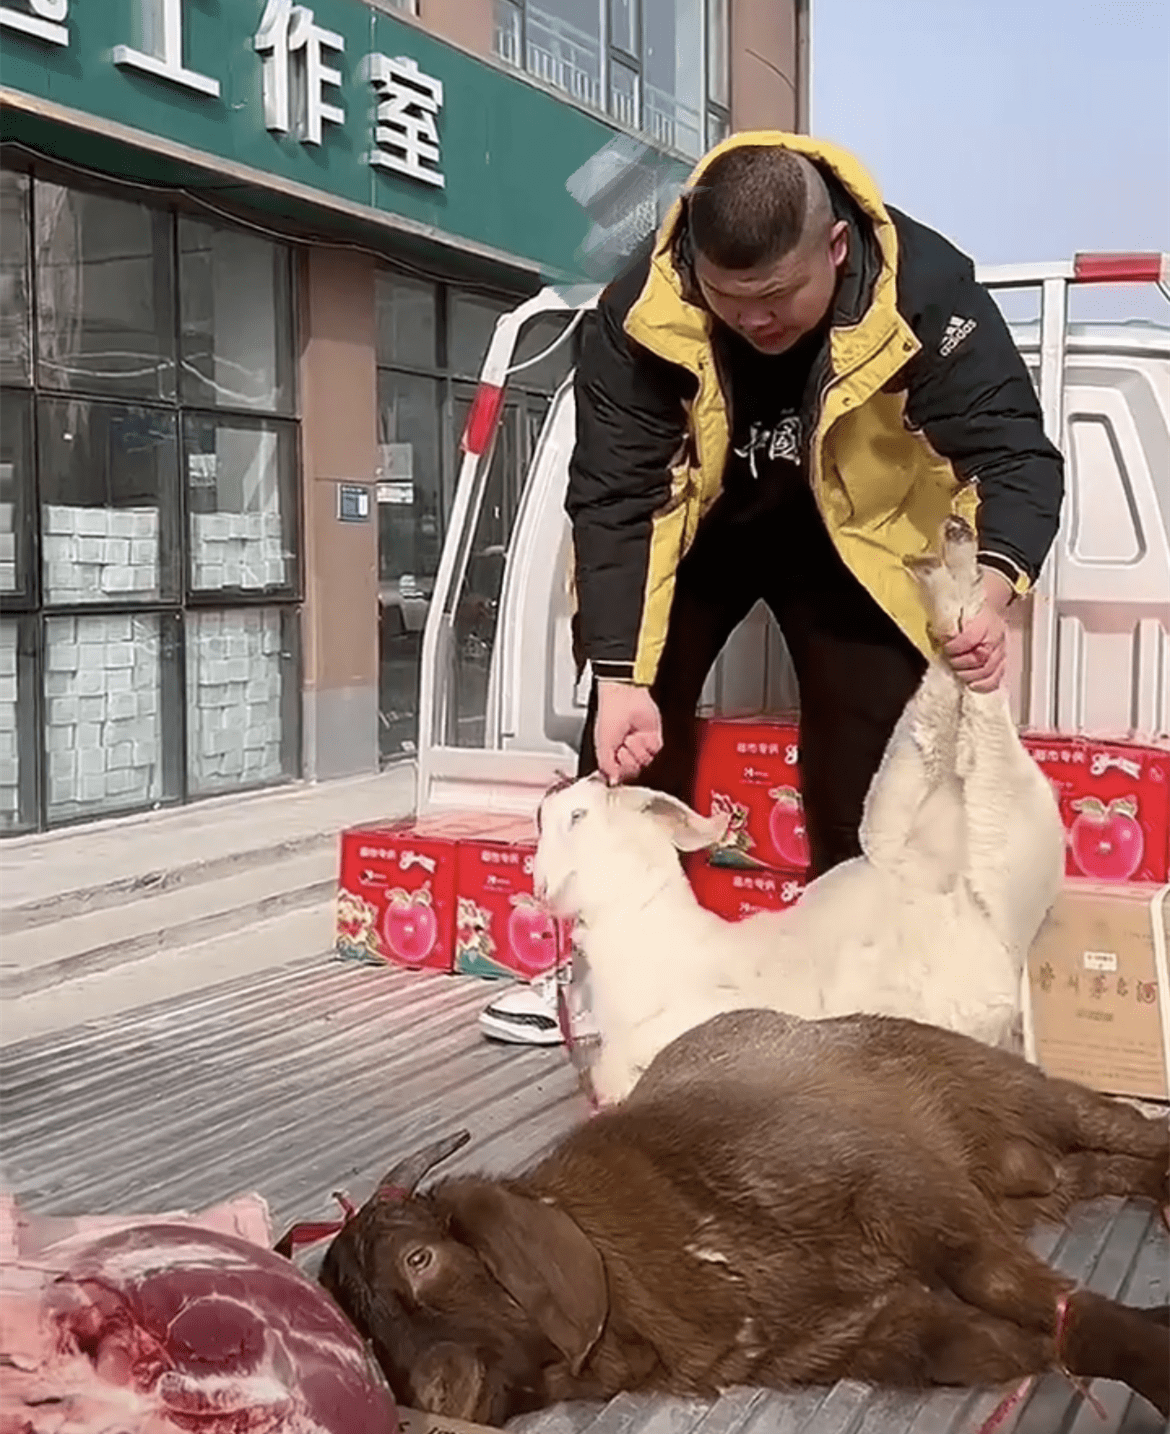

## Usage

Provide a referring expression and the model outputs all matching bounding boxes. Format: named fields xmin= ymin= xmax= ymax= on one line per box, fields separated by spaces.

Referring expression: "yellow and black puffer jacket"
xmin=566 ymin=130 xmax=1064 ymax=687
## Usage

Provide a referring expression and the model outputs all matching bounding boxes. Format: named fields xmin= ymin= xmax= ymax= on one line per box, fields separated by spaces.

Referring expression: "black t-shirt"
xmin=712 ymin=318 xmax=829 ymax=523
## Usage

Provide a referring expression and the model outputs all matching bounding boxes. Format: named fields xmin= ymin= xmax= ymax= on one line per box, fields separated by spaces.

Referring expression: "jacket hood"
xmin=626 ymin=131 xmax=902 ymax=374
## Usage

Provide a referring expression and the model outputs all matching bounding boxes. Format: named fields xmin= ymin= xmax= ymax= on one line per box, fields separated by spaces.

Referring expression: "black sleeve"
xmin=896 ymin=225 xmax=1065 ymax=589
xmin=566 ymin=262 xmax=694 ymax=680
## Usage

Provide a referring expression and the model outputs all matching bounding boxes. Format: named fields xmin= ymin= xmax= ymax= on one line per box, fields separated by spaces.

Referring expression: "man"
xmin=478 ymin=131 xmax=1063 ymax=1048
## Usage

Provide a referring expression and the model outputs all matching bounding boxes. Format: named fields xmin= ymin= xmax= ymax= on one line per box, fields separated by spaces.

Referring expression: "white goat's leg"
xmin=956 ymin=689 xmax=1066 ymax=954
xmin=859 ymin=665 xmax=959 ymax=876
xmin=860 ymin=528 xmax=970 ymax=877
xmin=937 ymin=516 xmax=1065 ymax=952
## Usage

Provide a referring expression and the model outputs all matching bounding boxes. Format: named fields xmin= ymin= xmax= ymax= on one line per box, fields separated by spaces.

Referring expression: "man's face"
xmin=693 ymin=220 xmax=849 ymax=355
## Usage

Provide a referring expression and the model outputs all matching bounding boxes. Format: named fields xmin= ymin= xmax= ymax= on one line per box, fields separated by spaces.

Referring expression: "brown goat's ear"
xmin=412 ymin=1342 xmax=487 ymax=1421
xmin=611 ymin=786 xmax=730 ymax=852
xmin=440 ymin=1182 xmax=607 ymax=1374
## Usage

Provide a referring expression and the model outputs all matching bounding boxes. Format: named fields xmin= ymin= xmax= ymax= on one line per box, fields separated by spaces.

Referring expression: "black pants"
xmin=577 ymin=477 xmax=928 ymax=880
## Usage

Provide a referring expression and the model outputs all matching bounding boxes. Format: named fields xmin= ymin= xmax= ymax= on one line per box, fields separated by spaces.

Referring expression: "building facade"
xmin=0 ymin=0 xmax=804 ymax=835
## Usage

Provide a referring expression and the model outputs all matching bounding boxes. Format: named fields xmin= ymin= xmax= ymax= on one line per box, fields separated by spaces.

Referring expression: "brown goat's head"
xmin=319 ymin=1131 xmax=608 ymax=1425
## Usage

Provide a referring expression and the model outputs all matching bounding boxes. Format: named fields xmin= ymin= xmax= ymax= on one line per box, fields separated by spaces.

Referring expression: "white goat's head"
xmin=533 ymin=776 xmax=730 ymax=920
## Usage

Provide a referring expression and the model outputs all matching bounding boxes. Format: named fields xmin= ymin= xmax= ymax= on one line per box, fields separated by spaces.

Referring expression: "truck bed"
xmin=2 ymin=955 xmax=1166 ymax=1434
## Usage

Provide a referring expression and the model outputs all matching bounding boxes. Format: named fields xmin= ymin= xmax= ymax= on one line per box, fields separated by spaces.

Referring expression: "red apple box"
xmin=337 ymin=823 xmax=457 ymax=973
xmin=1022 ymin=735 xmax=1170 ymax=885
xmin=685 ymin=856 xmax=806 ymax=922
xmin=691 ymin=715 xmax=809 ymax=876
xmin=336 ymin=811 xmax=529 ymax=973
xmin=455 ymin=825 xmax=572 ymax=981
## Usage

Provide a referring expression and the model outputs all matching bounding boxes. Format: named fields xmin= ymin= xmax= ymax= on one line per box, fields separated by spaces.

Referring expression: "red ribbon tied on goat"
xmin=274 ymin=1186 xmax=409 ymax=1258
xmin=975 ymin=1292 xmax=1107 ymax=1433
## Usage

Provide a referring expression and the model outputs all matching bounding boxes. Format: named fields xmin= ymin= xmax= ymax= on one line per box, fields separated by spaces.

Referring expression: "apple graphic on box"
xmin=767 ymin=785 xmax=810 ymax=869
xmin=508 ymin=893 xmax=559 ymax=977
xmin=382 ymin=885 xmax=439 ymax=964
xmin=1068 ymin=795 xmax=1144 ymax=882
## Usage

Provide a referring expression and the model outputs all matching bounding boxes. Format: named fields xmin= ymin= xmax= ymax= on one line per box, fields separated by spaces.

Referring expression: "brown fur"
xmin=320 ymin=1008 xmax=1170 ymax=1426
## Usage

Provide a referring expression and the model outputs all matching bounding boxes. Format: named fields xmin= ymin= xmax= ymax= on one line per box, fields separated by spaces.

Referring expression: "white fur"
xmin=534 ymin=518 xmax=1067 ymax=1107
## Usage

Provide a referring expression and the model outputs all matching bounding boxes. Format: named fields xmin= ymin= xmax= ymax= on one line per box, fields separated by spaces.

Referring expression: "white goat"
xmin=533 ymin=516 xmax=1067 ymax=1107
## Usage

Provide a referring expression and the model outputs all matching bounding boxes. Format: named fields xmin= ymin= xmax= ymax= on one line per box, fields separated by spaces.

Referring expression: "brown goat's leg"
xmin=1046 ymin=1076 xmax=1169 ymax=1169
xmin=939 ymin=1232 xmax=1170 ymax=1416
xmin=1057 ymin=1150 xmax=1168 ymax=1206
xmin=1059 ymin=1291 xmax=1170 ymax=1418
xmin=845 ymin=1285 xmax=1051 ymax=1390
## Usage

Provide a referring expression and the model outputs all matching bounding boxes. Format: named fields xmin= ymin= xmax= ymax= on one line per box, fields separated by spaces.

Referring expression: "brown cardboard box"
xmin=1027 ymin=880 xmax=1169 ymax=1101
xmin=397 ymin=1409 xmax=504 ymax=1434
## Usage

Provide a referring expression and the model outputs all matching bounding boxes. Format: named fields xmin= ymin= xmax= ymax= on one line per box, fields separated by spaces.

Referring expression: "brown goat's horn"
xmin=376 ymin=1129 xmax=472 ymax=1198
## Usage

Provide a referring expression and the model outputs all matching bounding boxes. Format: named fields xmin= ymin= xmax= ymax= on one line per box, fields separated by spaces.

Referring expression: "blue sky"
xmin=810 ymin=0 xmax=1170 ymax=321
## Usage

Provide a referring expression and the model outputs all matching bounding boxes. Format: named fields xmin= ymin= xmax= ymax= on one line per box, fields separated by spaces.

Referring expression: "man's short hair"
xmin=688 ymin=146 xmax=831 ymax=271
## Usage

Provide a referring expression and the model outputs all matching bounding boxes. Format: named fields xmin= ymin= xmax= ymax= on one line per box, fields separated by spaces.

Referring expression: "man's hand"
xmin=941 ymin=567 xmax=1015 ymax=692
xmin=594 ymin=680 xmax=663 ymax=784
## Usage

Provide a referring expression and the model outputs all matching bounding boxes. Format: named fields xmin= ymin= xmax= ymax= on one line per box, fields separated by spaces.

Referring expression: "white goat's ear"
xmin=611 ymin=786 xmax=730 ymax=852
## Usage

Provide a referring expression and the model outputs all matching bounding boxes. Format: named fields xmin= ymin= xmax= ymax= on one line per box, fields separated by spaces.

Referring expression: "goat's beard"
xmin=535 ymin=868 xmax=580 ymax=921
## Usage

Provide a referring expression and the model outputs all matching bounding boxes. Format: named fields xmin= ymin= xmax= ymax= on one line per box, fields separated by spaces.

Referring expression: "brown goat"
xmin=319 ymin=1008 xmax=1170 ymax=1426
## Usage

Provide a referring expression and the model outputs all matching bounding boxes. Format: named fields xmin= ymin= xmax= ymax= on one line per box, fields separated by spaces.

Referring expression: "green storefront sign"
xmin=0 ymin=0 xmax=687 ymax=279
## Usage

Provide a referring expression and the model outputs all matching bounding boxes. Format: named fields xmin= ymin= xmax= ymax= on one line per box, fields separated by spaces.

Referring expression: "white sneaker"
xmin=478 ymin=966 xmax=598 ymax=1047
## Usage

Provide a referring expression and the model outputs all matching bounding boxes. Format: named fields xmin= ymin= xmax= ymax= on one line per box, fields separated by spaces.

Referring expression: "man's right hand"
xmin=594 ymin=680 xmax=663 ymax=784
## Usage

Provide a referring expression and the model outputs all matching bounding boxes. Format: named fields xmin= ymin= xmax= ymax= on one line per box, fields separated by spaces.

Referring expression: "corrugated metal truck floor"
xmin=2 ymin=955 xmax=1166 ymax=1434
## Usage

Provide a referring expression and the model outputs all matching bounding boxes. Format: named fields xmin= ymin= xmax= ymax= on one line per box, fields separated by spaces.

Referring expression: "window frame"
xmin=0 ymin=385 xmax=39 ymax=614
xmin=0 ymin=167 xmax=34 ymax=389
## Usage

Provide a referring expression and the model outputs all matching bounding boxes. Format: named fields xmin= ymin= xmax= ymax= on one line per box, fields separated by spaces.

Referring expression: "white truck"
xmin=4 ymin=254 xmax=1167 ymax=1434
xmin=415 ymin=252 xmax=1170 ymax=817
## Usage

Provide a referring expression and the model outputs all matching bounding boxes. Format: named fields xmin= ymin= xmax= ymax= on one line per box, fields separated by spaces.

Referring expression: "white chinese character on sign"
xmin=364 ymin=52 xmax=445 ymax=189
xmin=0 ymin=0 xmax=67 ymax=45
xmin=255 ymin=0 xmax=345 ymax=146
xmin=113 ymin=0 xmax=219 ymax=96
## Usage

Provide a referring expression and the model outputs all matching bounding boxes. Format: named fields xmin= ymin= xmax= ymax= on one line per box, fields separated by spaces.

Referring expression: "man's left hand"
xmin=941 ymin=568 xmax=1015 ymax=693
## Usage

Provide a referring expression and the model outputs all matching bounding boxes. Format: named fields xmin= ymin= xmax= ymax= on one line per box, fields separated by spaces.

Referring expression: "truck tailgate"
xmin=2 ymin=957 xmax=1166 ymax=1434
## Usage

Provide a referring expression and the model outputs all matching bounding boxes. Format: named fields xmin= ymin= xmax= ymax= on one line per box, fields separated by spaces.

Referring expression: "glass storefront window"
xmin=185 ymin=606 xmax=299 ymax=795
xmin=449 ymin=293 xmax=511 ymax=380
xmin=4 ymin=162 xmax=302 ymax=832
xmin=179 ymin=219 xmax=295 ymax=414
xmin=35 ymin=182 xmax=176 ymax=402
xmin=37 ymin=399 xmax=180 ymax=607
xmin=0 ymin=390 xmax=33 ymax=603
xmin=376 ymin=274 xmax=438 ymax=370
xmin=706 ymin=0 xmax=729 ymax=110
xmin=0 ymin=171 xmax=31 ymax=386
xmin=376 ymin=371 xmax=443 ymax=584
xmin=376 ymin=371 xmax=443 ymax=760
xmin=645 ymin=0 xmax=704 ymax=158
xmin=512 ymin=313 xmax=575 ymax=392
xmin=183 ymin=415 xmax=298 ymax=594
xmin=43 ymin=610 xmax=182 ymax=824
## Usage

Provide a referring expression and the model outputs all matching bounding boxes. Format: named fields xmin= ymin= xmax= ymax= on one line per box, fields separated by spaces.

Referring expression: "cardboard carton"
xmin=686 ymin=857 xmax=805 ymax=921
xmin=336 ymin=813 xmax=535 ymax=974
xmin=1027 ymin=880 xmax=1169 ymax=1101
xmin=1022 ymin=735 xmax=1170 ymax=884
xmin=454 ymin=826 xmax=571 ymax=980
xmin=691 ymin=715 xmax=808 ymax=876
xmin=337 ymin=822 xmax=459 ymax=973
